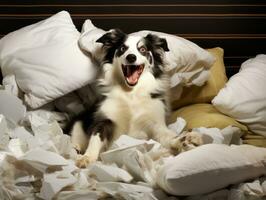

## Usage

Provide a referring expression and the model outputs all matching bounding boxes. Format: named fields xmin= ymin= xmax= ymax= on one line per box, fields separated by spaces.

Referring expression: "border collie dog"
xmin=67 ymin=29 xmax=183 ymax=168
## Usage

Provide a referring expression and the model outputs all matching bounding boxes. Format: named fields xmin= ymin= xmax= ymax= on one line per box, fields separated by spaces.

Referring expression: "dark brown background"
xmin=0 ymin=0 xmax=266 ymax=81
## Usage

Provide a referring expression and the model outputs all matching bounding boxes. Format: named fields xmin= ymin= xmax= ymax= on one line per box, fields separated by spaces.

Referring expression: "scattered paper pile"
xmin=1 ymin=81 xmax=266 ymax=200
xmin=0 ymin=108 xmax=179 ymax=199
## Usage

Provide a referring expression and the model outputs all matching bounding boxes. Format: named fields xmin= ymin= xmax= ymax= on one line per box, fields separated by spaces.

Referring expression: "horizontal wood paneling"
xmin=0 ymin=0 xmax=265 ymax=5
xmin=0 ymin=5 xmax=266 ymax=15
xmin=0 ymin=1 xmax=265 ymax=79
xmin=0 ymin=17 xmax=265 ymax=35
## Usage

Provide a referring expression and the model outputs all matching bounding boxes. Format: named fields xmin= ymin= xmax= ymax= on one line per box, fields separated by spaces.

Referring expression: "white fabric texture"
xmin=212 ymin=54 xmax=266 ymax=136
xmin=130 ymin=31 xmax=214 ymax=88
xmin=0 ymin=11 xmax=97 ymax=108
xmin=157 ymin=144 xmax=266 ymax=196
xmin=78 ymin=20 xmax=107 ymax=62
xmin=78 ymin=20 xmax=215 ymax=88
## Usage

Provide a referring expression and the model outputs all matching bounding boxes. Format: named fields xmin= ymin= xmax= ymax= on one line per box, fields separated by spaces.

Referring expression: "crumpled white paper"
xmin=0 ymin=97 xmax=176 ymax=200
xmin=100 ymin=135 xmax=171 ymax=187
xmin=89 ymin=162 xmax=133 ymax=183
xmin=193 ymin=126 xmax=243 ymax=145
xmin=168 ymin=117 xmax=186 ymax=135
xmin=39 ymin=171 xmax=77 ymax=200
xmin=0 ymin=90 xmax=26 ymax=125
xmin=1 ymin=85 xmax=266 ymax=200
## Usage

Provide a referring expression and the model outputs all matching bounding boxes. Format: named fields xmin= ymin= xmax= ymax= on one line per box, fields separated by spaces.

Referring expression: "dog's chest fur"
xmin=99 ymin=71 xmax=169 ymax=142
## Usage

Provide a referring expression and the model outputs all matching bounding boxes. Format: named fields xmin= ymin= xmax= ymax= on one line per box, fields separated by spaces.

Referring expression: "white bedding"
xmin=1 ymin=83 xmax=266 ymax=200
xmin=213 ymin=54 xmax=266 ymax=136
xmin=0 ymin=11 xmax=98 ymax=109
xmin=0 ymin=10 xmax=265 ymax=200
xmin=0 ymin=11 xmax=214 ymax=110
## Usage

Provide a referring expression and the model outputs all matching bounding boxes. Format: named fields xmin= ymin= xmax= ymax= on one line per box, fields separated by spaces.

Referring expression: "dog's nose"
xmin=126 ymin=54 xmax=137 ymax=63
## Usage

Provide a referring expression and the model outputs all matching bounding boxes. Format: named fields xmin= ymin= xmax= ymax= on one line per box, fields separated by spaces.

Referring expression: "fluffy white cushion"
xmin=157 ymin=144 xmax=266 ymax=196
xmin=79 ymin=20 xmax=215 ymax=88
xmin=212 ymin=55 xmax=266 ymax=136
xmin=78 ymin=20 xmax=106 ymax=62
xmin=0 ymin=11 xmax=97 ymax=108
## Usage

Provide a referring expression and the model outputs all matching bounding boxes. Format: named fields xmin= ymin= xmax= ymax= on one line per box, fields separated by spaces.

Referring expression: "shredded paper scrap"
xmin=1 ymin=83 xmax=266 ymax=200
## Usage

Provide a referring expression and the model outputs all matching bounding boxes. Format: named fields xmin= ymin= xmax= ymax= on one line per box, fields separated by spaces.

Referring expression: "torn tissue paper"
xmin=39 ymin=171 xmax=77 ymax=200
xmin=88 ymin=162 xmax=133 ymax=183
xmin=0 ymin=90 xmax=26 ymax=125
xmin=168 ymin=117 xmax=186 ymax=135
xmin=1 ymin=87 xmax=266 ymax=200
xmin=193 ymin=126 xmax=243 ymax=145
xmin=0 ymin=103 xmax=174 ymax=200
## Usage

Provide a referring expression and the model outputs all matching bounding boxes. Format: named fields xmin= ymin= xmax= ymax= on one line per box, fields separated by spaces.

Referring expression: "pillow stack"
xmin=79 ymin=20 xmax=215 ymax=92
xmin=169 ymin=47 xmax=249 ymax=131
xmin=157 ymin=143 xmax=266 ymax=196
xmin=212 ymin=54 xmax=266 ymax=136
xmin=0 ymin=11 xmax=97 ymax=108
xmin=171 ymin=47 xmax=228 ymax=110
xmin=0 ymin=13 xmax=215 ymax=110
xmin=169 ymin=103 xmax=248 ymax=132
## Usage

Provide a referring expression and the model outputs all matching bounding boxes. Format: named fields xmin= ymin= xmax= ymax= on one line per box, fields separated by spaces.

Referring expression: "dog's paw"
xmin=75 ymin=155 xmax=97 ymax=168
xmin=171 ymin=131 xmax=206 ymax=153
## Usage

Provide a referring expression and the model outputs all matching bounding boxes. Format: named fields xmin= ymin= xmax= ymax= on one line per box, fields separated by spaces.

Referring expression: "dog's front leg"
xmin=76 ymin=133 xmax=106 ymax=168
xmin=74 ymin=118 xmax=114 ymax=168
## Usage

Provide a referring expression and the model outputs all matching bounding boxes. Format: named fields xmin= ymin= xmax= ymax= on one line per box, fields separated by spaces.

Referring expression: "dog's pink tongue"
xmin=127 ymin=70 xmax=139 ymax=85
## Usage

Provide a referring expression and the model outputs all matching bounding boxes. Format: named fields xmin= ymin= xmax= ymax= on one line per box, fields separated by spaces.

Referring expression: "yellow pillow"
xmin=169 ymin=104 xmax=248 ymax=132
xmin=171 ymin=47 xmax=228 ymax=110
xmin=243 ymin=133 xmax=266 ymax=148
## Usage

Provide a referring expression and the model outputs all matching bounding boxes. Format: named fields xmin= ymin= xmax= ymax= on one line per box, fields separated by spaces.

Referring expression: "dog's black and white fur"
xmin=67 ymin=29 xmax=202 ymax=168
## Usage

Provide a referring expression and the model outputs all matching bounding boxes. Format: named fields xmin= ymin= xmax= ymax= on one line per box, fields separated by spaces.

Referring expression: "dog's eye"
xmin=120 ymin=46 xmax=126 ymax=52
xmin=139 ymin=46 xmax=147 ymax=53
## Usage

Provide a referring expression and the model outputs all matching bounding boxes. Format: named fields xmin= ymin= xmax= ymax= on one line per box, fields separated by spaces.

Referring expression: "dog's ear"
xmin=96 ymin=29 xmax=126 ymax=48
xmin=145 ymin=34 xmax=169 ymax=52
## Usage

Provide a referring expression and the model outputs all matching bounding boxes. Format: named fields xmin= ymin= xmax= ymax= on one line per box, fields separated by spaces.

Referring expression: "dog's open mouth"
xmin=122 ymin=64 xmax=144 ymax=86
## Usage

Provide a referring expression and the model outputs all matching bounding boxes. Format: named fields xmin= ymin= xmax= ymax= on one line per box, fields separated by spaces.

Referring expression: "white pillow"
xmin=78 ymin=20 xmax=107 ymax=62
xmin=157 ymin=144 xmax=266 ymax=196
xmin=0 ymin=11 xmax=97 ymax=108
xmin=78 ymin=21 xmax=215 ymax=88
xmin=212 ymin=55 xmax=266 ymax=136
